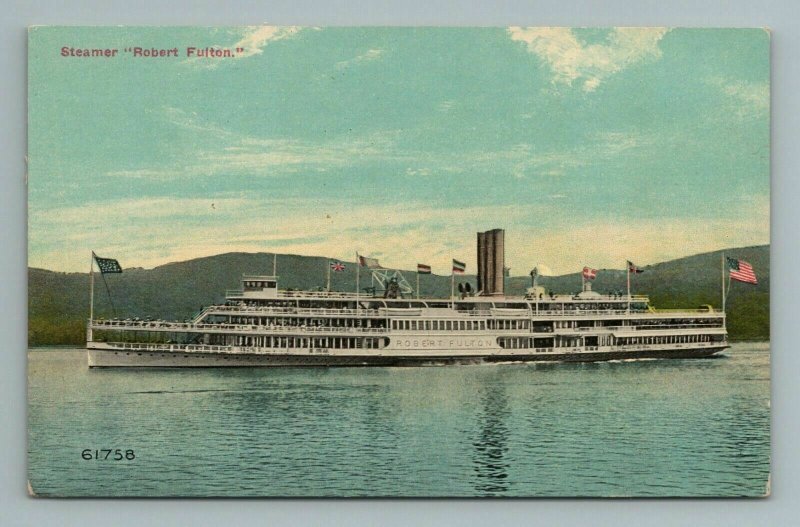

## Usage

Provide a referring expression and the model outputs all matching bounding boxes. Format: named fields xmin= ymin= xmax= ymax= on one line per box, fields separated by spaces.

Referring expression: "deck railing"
xmin=206 ymin=305 xmax=383 ymax=317
xmin=91 ymin=319 xmax=388 ymax=334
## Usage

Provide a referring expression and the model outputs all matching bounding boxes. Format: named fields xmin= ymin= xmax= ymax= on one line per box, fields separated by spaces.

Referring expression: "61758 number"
xmin=81 ymin=449 xmax=135 ymax=461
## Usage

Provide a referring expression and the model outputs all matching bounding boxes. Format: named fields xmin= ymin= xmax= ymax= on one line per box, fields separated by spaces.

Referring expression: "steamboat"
xmin=86 ymin=229 xmax=728 ymax=367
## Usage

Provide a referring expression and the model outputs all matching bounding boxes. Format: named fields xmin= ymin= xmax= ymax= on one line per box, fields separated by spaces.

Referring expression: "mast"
xmin=89 ymin=251 xmax=95 ymax=327
xmin=326 ymin=260 xmax=331 ymax=292
xmin=721 ymin=252 xmax=726 ymax=312
xmin=416 ymin=271 xmax=420 ymax=300
xmin=626 ymin=260 xmax=631 ymax=314
xmin=272 ymin=253 xmax=277 ymax=276
xmin=87 ymin=251 xmax=99 ymax=343
xmin=355 ymin=252 xmax=360 ymax=306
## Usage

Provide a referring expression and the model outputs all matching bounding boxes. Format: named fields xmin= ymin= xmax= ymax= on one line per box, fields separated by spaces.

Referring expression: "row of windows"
xmin=226 ymin=316 xmax=381 ymax=328
xmin=498 ymin=337 xmax=555 ymax=349
xmin=243 ymin=281 xmax=276 ymax=289
xmin=391 ymin=319 xmax=487 ymax=331
xmin=498 ymin=333 xmax=716 ymax=349
xmin=618 ymin=334 xmax=714 ymax=345
xmin=211 ymin=335 xmax=388 ymax=349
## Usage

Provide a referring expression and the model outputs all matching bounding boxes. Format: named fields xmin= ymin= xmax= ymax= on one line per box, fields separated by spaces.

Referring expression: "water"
xmin=27 ymin=343 xmax=770 ymax=497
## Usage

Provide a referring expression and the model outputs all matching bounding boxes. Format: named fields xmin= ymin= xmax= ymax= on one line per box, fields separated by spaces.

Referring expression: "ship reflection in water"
xmin=471 ymin=379 xmax=511 ymax=495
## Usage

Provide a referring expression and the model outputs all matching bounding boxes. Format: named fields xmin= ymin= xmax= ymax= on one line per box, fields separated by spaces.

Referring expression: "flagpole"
xmin=451 ymin=268 xmax=455 ymax=303
xmin=721 ymin=253 xmax=726 ymax=312
xmin=326 ymin=261 xmax=331 ymax=292
xmin=416 ymin=271 xmax=420 ymax=300
xmin=534 ymin=271 xmax=539 ymax=315
xmin=89 ymin=252 xmax=95 ymax=338
xmin=355 ymin=252 xmax=360 ymax=300
xmin=626 ymin=261 xmax=631 ymax=314
xmin=727 ymin=272 xmax=732 ymax=302
xmin=273 ymin=253 xmax=277 ymax=276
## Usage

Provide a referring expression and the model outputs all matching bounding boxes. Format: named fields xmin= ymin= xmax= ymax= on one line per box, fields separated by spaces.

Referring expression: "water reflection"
xmin=471 ymin=377 xmax=511 ymax=495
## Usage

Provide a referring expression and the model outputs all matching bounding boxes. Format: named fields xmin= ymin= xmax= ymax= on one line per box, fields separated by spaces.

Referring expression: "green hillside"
xmin=28 ymin=246 xmax=769 ymax=346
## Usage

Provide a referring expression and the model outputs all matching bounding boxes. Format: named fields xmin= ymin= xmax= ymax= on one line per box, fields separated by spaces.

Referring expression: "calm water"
xmin=28 ymin=343 xmax=770 ymax=497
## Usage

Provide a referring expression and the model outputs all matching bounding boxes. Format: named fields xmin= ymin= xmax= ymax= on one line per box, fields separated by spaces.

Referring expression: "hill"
xmin=28 ymin=246 xmax=769 ymax=345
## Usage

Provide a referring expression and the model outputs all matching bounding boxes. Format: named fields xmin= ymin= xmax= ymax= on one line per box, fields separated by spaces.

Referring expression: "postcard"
xmin=27 ymin=26 xmax=770 ymax=497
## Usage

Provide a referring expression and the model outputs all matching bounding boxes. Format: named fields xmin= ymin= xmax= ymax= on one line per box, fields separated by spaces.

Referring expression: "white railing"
xmin=279 ymin=290 xmax=361 ymax=299
xmin=206 ymin=305 xmax=383 ymax=317
xmin=525 ymin=294 xmax=650 ymax=302
xmin=91 ymin=319 xmax=388 ymax=334
xmin=100 ymin=342 xmax=268 ymax=355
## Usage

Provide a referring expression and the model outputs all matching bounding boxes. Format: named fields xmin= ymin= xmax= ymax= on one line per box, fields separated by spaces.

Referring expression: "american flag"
xmin=627 ymin=260 xmax=644 ymax=274
xmin=94 ymin=254 xmax=123 ymax=274
xmin=330 ymin=261 xmax=345 ymax=272
xmin=582 ymin=266 xmax=597 ymax=280
xmin=727 ymin=257 xmax=757 ymax=284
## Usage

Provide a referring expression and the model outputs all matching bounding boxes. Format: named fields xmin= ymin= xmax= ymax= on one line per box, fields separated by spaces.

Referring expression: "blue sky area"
xmin=28 ymin=27 xmax=769 ymax=274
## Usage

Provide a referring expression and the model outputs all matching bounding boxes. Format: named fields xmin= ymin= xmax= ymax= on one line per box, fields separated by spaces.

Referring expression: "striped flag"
xmin=582 ymin=266 xmax=598 ymax=280
xmin=417 ymin=263 xmax=431 ymax=274
xmin=358 ymin=255 xmax=382 ymax=269
xmin=330 ymin=261 xmax=345 ymax=272
xmin=727 ymin=257 xmax=757 ymax=284
xmin=452 ymin=259 xmax=466 ymax=274
xmin=627 ymin=260 xmax=644 ymax=274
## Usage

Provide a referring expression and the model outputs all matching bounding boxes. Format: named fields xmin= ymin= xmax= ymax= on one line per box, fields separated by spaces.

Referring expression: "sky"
xmin=28 ymin=27 xmax=770 ymax=275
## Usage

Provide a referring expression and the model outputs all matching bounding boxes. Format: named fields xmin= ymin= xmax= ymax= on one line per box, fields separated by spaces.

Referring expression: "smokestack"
xmin=477 ymin=231 xmax=486 ymax=295
xmin=476 ymin=228 xmax=505 ymax=296
xmin=492 ymin=229 xmax=505 ymax=296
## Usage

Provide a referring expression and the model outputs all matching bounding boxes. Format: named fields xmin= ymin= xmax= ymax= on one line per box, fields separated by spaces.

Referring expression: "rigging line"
xmin=99 ymin=271 xmax=117 ymax=317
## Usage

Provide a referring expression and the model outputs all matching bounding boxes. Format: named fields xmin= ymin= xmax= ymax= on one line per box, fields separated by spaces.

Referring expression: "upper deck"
xmin=218 ymin=273 xmax=722 ymax=318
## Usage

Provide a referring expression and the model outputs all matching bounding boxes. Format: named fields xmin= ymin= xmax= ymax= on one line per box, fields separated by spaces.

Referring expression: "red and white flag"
xmin=582 ymin=266 xmax=598 ymax=280
xmin=727 ymin=257 xmax=757 ymax=284
xmin=358 ymin=254 xmax=382 ymax=269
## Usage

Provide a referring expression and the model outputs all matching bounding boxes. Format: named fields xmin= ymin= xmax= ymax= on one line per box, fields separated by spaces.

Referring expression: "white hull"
xmin=87 ymin=341 xmax=727 ymax=368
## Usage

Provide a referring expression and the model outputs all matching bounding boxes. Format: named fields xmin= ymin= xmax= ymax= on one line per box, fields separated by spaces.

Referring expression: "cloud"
xmin=507 ymin=27 xmax=670 ymax=91
xmin=30 ymin=191 xmax=768 ymax=277
xmin=182 ymin=26 xmax=307 ymax=69
xmin=471 ymin=131 xmax=650 ymax=179
xmin=129 ymin=106 xmax=408 ymax=178
xmin=233 ymin=26 xmax=303 ymax=59
xmin=707 ymin=77 xmax=769 ymax=118
xmin=335 ymin=48 xmax=384 ymax=69
xmin=28 ymin=198 xmax=532 ymax=273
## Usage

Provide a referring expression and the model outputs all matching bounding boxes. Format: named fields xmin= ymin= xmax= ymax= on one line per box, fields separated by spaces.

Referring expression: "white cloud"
xmin=335 ymin=48 xmax=384 ymax=69
xmin=30 ymin=193 xmax=769 ymax=278
xmin=507 ymin=27 xmax=670 ymax=91
xmin=707 ymin=77 xmax=769 ymax=118
xmin=471 ymin=132 xmax=650 ymax=180
xmin=233 ymin=26 xmax=303 ymax=59
xmin=405 ymin=167 xmax=432 ymax=176
xmin=182 ymin=26 xmax=307 ymax=69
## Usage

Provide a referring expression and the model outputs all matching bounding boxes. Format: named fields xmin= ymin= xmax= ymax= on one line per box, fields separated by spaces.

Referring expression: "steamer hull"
xmin=87 ymin=342 xmax=728 ymax=368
